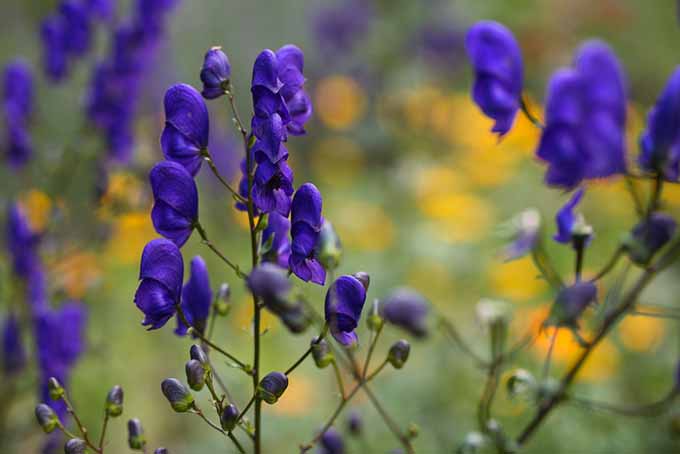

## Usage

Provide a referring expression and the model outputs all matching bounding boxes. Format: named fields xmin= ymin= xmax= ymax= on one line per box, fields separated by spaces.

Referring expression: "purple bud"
xmin=106 ymin=385 xmax=123 ymax=417
xmin=176 ymin=256 xmax=212 ymax=336
xmin=257 ymin=371 xmax=288 ymax=404
xmin=625 ymin=213 xmax=677 ymax=265
xmin=64 ymin=438 xmax=87 ymax=454
xmin=247 ymin=263 xmax=291 ymax=309
xmin=200 ymin=47 xmax=231 ymax=99
xmin=127 ymin=418 xmax=145 ymax=450
xmin=35 ymin=403 xmax=59 ymax=433
xmin=325 ymin=275 xmax=367 ymax=346
xmin=380 ymin=289 xmax=429 ymax=338
xmin=387 ymin=339 xmax=411 ymax=369
xmin=220 ymin=404 xmax=239 ymax=431
xmin=189 ymin=344 xmax=209 ymax=365
xmin=185 ymin=359 xmax=205 ymax=391
xmin=160 ymin=378 xmax=194 ymax=412
xmin=320 ymin=427 xmax=345 ymax=454
xmin=347 ymin=410 xmax=362 ymax=436
xmin=548 ymin=281 xmax=598 ymax=328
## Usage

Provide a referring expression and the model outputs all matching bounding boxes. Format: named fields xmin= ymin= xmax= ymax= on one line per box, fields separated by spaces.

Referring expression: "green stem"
xmin=331 ymin=360 xmax=346 ymax=399
xmin=520 ymin=95 xmax=543 ymax=129
xmin=201 ymin=150 xmax=245 ymax=202
xmin=568 ymin=391 xmax=678 ymax=417
xmin=361 ymin=323 xmax=383 ymax=379
xmin=194 ymin=222 xmax=245 ymax=279
xmin=590 ymin=247 xmax=624 ymax=282
xmin=98 ymin=412 xmax=109 ymax=451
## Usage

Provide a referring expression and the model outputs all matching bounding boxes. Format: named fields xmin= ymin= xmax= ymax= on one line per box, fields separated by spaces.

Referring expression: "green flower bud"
xmin=407 ymin=423 xmax=419 ymax=439
xmin=220 ymin=404 xmax=239 ymax=431
xmin=64 ymin=438 xmax=87 ymax=454
xmin=160 ymin=378 xmax=195 ymax=413
xmin=35 ymin=403 xmax=59 ymax=433
xmin=257 ymin=372 xmax=288 ymax=404
xmin=215 ymin=283 xmax=231 ymax=316
xmin=366 ymin=299 xmax=383 ymax=332
xmin=311 ymin=336 xmax=334 ymax=369
xmin=106 ymin=385 xmax=124 ymax=417
xmin=189 ymin=344 xmax=210 ymax=367
xmin=387 ymin=339 xmax=410 ymax=369
xmin=48 ymin=377 xmax=65 ymax=400
xmin=318 ymin=220 xmax=343 ymax=271
xmin=185 ymin=359 xmax=206 ymax=391
xmin=127 ymin=418 xmax=146 ymax=451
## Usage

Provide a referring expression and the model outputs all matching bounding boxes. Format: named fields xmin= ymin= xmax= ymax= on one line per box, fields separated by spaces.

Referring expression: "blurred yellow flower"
xmin=334 ymin=201 xmax=395 ymax=251
xmin=589 ymin=178 xmax=635 ymax=218
xmin=98 ymin=171 xmax=145 ymax=219
xmin=618 ymin=314 xmax=665 ymax=352
xmin=271 ymin=375 xmax=318 ymax=415
xmin=419 ymin=192 xmax=494 ymax=243
xmin=403 ymin=85 xmax=441 ymax=132
xmin=231 ymin=209 xmax=255 ymax=231
xmin=233 ymin=295 xmax=276 ymax=332
xmin=105 ymin=211 xmax=156 ymax=264
xmin=414 ymin=166 xmax=466 ymax=199
xmin=51 ymin=251 xmax=101 ymax=299
xmin=489 ymin=257 xmax=546 ymax=302
xmin=310 ymin=136 xmax=365 ymax=187
xmin=20 ymin=189 xmax=52 ymax=232
xmin=315 ymin=75 xmax=366 ymax=130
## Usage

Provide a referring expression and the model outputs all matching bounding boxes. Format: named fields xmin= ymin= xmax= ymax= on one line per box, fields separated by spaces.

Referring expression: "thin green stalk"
xmin=194 ymin=222 xmax=245 ymax=279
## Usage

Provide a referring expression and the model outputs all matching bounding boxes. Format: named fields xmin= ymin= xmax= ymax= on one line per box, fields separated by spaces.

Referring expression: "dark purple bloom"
xmin=200 ymin=47 xmax=231 ymax=99
xmin=252 ymin=49 xmax=282 ymax=93
xmin=2 ymin=313 xmax=26 ymax=375
xmin=253 ymin=158 xmax=294 ymax=216
xmin=134 ymin=238 xmax=184 ymax=330
xmin=291 ymin=182 xmax=323 ymax=229
xmin=465 ymin=21 xmax=523 ymax=137
xmin=276 ymin=45 xmax=305 ymax=101
xmin=3 ymin=60 xmax=33 ymax=120
xmin=5 ymin=123 xmax=33 ymax=167
xmin=257 ymin=371 xmax=288 ymax=404
xmin=59 ymin=1 xmax=93 ymax=57
xmin=553 ymin=188 xmax=591 ymax=245
xmin=325 ymin=275 xmax=367 ymax=346
xmin=320 ymin=428 xmax=345 ymax=454
xmin=176 ymin=256 xmax=212 ymax=336
xmin=312 ymin=0 xmax=373 ymax=59
xmin=247 ymin=263 xmax=291 ymax=309
xmin=262 ymin=212 xmax=291 ymax=268
xmin=285 ymin=89 xmax=313 ymax=135
xmin=86 ymin=0 xmax=114 ymax=20
xmin=625 ymin=213 xmax=677 ymax=265
xmin=639 ymin=67 xmax=680 ymax=180
xmin=149 ymin=161 xmax=199 ymax=247
xmin=289 ymin=183 xmax=325 ymax=284
xmin=380 ymin=288 xmax=429 ymax=338
xmin=416 ymin=21 xmax=465 ymax=73
xmin=548 ymin=281 xmax=597 ymax=328
xmin=251 ymin=86 xmax=290 ymax=162
xmin=40 ymin=15 xmax=69 ymax=82
xmin=537 ymin=41 xmax=627 ymax=189
xmin=6 ymin=202 xmax=40 ymax=279
xmin=161 ymin=83 xmax=210 ymax=176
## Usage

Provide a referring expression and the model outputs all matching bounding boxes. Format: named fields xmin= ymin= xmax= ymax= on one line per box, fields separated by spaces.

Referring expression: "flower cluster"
xmin=2 ymin=60 xmax=34 ymax=167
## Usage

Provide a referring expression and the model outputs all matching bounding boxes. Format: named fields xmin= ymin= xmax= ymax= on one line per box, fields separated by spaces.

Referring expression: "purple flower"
xmin=134 ymin=239 xmax=184 ymax=330
xmin=6 ymin=202 xmax=40 ymax=279
xmin=537 ymin=41 xmax=627 ymax=189
xmin=639 ymin=67 xmax=680 ymax=180
xmin=320 ymin=428 xmax=345 ymax=454
xmin=253 ymin=158 xmax=294 ymax=216
xmin=86 ymin=0 xmax=114 ymax=20
xmin=2 ymin=313 xmax=26 ymax=375
xmin=149 ymin=161 xmax=199 ymax=248
xmin=380 ymin=288 xmax=429 ymax=338
xmin=251 ymin=86 xmax=290 ymax=163
xmin=247 ymin=263 xmax=291 ymax=309
xmin=465 ymin=21 xmax=523 ymax=137
xmin=200 ymin=47 xmax=231 ymax=99
xmin=416 ymin=21 xmax=465 ymax=74
xmin=59 ymin=1 xmax=93 ymax=57
xmin=252 ymin=49 xmax=282 ymax=92
xmin=40 ymin=15 xmax=69 ymax=82
xmin=502 ymin=209 xmax=541 ymax=261
xmin=325 ymin=275 xmax=367 ymax=346
xmin=262 ymin=212 xmax=291 ymax=268
xmin=176 ymin=256 xmax=212 ymax=336
xmin=548 ymin=281 xmax=597 ymax=328
xmin=553 ymin=188 xmax=591 ymax=245
xmin=5 ymin=123 xmax=33 ymax=167
xmin=3 ymin=60 xmax=34 ymax=121
xmin=161 ymin=84 xmax=210 ymax=176
xmin=311 ymin=0 xmax=373 ymax=59
xmin=625 ymin=213 xmax=677 ymax=265
xmin=289 ymin=183 xmax=325 ymax=285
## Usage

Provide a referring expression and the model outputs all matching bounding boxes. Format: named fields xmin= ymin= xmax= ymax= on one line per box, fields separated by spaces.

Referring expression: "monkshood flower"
xmin=325 ymin=275 xmax=367 ymax=346
xmin=86 ymin=0 xmax=114 ymax=20
xmin=257 ymin=371 xmax=289 ymax=404
xmin=59 ymin=1 xmax=93 ymax=57
xmin=161 ymin=378 xmax=194 ymax=412
xmin=6 ymin=202 xmax=40 ymax=279
xmin=134 ymin=239 xmax=184 ymax=330
xmin=40 ymin=16 xmax=68 ymax=82
xmin=176 ymin=256 xmax=212 ymax=336
xmin=465 ymin=21 xmax=523 ymax=137
xmin=379 ymin=288 xmax=429 ymax=338
xmin=247 ymin=263 xmax=291 ymax=312
xmin=311 ymin=0 xmax=373 ymax=59
xmin=149 ymin=161 xmax=199 ymax=247
xmin=127 ymin=418 xmax=146 ymax=450
xmin=536 ymin=41 xmax=627 ymax=189
xmin=624 ymin=213 xmax=677 ymax=265
xmin=252 ymin=158 xmax=294 ymax=216
xmin=200 ymin=47 xmax=231 ymax=99
xmin=290 ymin=183 xmax=325 ymax=284
xmin=502 ymin=209 xmax=541 ymax=261
xmin=261 ymin=212 xmax=291 ymax=268
xmin=319 ymin=428 xmax=345 ymax=454
xmin=3 ymin=60 xmax=33 ymax=120
xmin=251 ymin=85 xmax=291 ymax=162
xmin=546 ymin=282 xmax=597 ymax=329
xmin=639 ymin=67 xmax=680 ymax=180
xmin=161 ymin=84 xmax=210 ymax=176
xmin=2 ymin=313 xmax=26 ymax=375
xmin=553 ymin=188 xmax=592 ymax=246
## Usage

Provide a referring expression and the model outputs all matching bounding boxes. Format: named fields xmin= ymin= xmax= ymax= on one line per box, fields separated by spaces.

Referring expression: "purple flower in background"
xmin=537 ymin=41 xmax=627 ymax=189
xmin=6 ymin=202 xmax=40 ymax=279
xmin=289 ymin=183 xmax=325 ymax=285
xmin=200 ymin=47 xmax=231 ymax=99
xmin=247 ymin=263 xmax=292 ymax=309
xmin=465 ymin=21 xmax=523 ymax=137
xmin=311 ymin=0 xmax=373 ymax=59
xmin=553 ymin=188 xmax=591 ymax=245
xmin=86 ymin=0 xmax=114 ymax=20
xmin=262 ymin=212 xmax=291 ymax=268
xmin=325 ymin=275 xmax=367 ymax=346
xmin=3 ymin=60 xmax=33 ymax=120
xmin=625 ymin=212 xmax=677 ymax=265
xmin=320 ymin=428 xmax=345 ymax=454
xmin=380 ymin=288 xmax=429 ymax=338
xmin=416 ymin=21 xmax=465 ymax=74
xmin=40 ymin=15 xmax=69 ymax=82
xmin=176 ymin=256 xmax=212 ymax=336
xmin=502 ymin=209 xmax=541 ymax=261
xmin=548 ymin=281 xmax=597 ymax=328
xmin=59 ymin=1 xmax=93 ymax=57
xmin=2 ymin=313 xmax=26 ymax=375
xmin=134 ymin=239 xmax=184 ymax=330
xmin=5 ymin=123 xmax=33 ymax=167
xmin=253 ymin=158 xmax=294 ymax=216
xmin=161 ymin=84 xmax=210 ymax=176
xmin=639 ymin=67 xmax=680 ymax=180
xmin=149 ymin=161 xmax=199 ymax=247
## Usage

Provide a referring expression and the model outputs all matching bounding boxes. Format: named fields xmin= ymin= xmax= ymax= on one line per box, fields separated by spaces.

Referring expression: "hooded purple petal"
xmin=325 ymin=275 xmax=366 ymax=346
xmin=553 ymin=188 xmax=585 ymax=244
xmin=138 ymin=238 xmax=184 ymax=297
xmin=149 ymin=161 xmax=198 ymax=247
xmin=291 ymin=183 xmax=323 ymax=229
xmin=252 ymin=49 xmax=281 ymax=92
xmin=380 ymin=288 xmax=429 ymax=338
xmin=176 ymin=256 xmax=212 ymax=336
xmin=200 ymin=47 xmax=231 ymax=99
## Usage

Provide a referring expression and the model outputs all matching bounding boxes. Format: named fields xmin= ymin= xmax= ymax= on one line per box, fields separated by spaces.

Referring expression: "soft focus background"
xmin=1 ymin=0 xmax=680 ymax=452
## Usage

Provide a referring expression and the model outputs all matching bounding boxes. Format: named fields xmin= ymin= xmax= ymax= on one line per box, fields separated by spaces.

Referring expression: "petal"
xmin=291 ymin=222 xmax=319 ymax=256
xmin=291 ymin=183 xmax=323 ymax=228
xmin=134 ymin=279 xmax=178 ymax=330
xmin=149 ymin=161 xmax=199 ymax=220
xmin=181 ymin=256 xmax=212 ymax=325
xmin=139 ymin=238 xmax=184 ymax=296
xmin=252 ymin=49 xmax=281 ymax=92
xmin=151 ymin=201 xmax=194 ymax=247
xmin=160 ymin=123 xmax=204 ymax=176
xmin=163 ymin=83 xmax=209 ymax=149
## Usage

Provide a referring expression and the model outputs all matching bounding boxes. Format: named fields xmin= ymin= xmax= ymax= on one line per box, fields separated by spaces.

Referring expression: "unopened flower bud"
xmin=154 ymin=449 xmax=169 ymax=454
xmin=279 ymin=303 xmax=311 ymax=334
xmin=353 ymin=271 xmax=370 ymax=291
xmin=64 ymin=438 xmax=87 ymax=454
xmin=407 ymin=423 xmax=419 ymax=439
xmin=476 ymin=299 xmax=511 ymax=328
xmin=189 ymin=344 xmax=209 ymax=366
xmin=161 ymin=378 xmax=194 ymax=412
xmin=311 ymin=336 xmax=334 ymax=369
xmin=624 ymin=213 xmax=677 ymax=265
xmin=380 ymin=289 xmax=429 ymax=337
xmin=127 ymin=418 xmax=145 ymax=451
xmin=106 ymin=385 xmax=124 ymax=417
xmin=347 ymin=410 xmax=362 ymax=436
xmin=320 ymin=428 xmax=344 ymax=454
xmin=220 ymin=404 xmax=239 ymax=431
xmin=185 ymin=359 xmax=206 ymax=391
xmin=366 ymin=299 xmax=383 ymax=332
xmin=506 ymin=369 xmax=536 ymax=399
xmin=257 ymin=372 xmax=288 ymax=404
xmin=318 ymin=220 xmax=343 ymax=271
xmin=215 ymin=283 xmax=231 ymax=316
xmin=48 ymin=377 xmax=65 ymax=400
xmin=387 ymin=339 xmax=411 ymax=369
xmin=547 ymin=282 xmax=597 ymax=328
xmin=35 ymin=403 xmax=59 ymax=433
